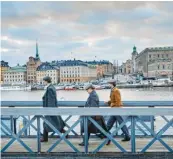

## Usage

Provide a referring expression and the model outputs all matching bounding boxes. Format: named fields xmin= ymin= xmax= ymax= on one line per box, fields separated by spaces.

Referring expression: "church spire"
xmin=35 ymin=40 xmax=40 ymax=60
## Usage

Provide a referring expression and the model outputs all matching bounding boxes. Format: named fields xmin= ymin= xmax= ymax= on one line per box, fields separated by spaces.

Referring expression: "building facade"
xmin=3 ymin=64 xmax=27 ymax=84
xmin=60 ymin=60 xmax=97 ymax=83
xmin=125 ymin=59 xmax=133 ymax=74
xmin=86 ymin=60 xmax=113 ymax=78
xmin=26 ymin=42 xmax=41 ymax=84
xmin=36 ymin=62 xmax=60 ymax=84
xmin=135 ymin=46 xmax=173 ymax=78
xmin=0 ymin=60 xmax=9 ymax=84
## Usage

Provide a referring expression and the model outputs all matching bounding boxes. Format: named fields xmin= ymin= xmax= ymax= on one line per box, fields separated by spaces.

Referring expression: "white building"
xmin=60 ymin=60 xmax=97 ymax=83
xmin=3 ymin=64 xmax=27 ymax=84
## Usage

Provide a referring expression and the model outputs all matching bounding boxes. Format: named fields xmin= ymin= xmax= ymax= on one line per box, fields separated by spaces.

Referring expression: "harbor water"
xmin=1 ymin=87 xmax=173 ymax=136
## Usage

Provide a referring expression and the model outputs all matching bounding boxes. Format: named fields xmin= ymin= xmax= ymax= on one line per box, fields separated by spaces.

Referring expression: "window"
xmin=167 ymin=54 xmax=169 ymax=58
xmin=162 ymin=54 xmax=164 ymax=58
xmin=158 ymin=54 xmax=160 ymax=58
xmin=163 ymin=65 xmax=165 ymax=69
xmin=149 ymin=55 xmax=151 ymax=58
xmin=158 ymin=65 xmax=160 ymax=70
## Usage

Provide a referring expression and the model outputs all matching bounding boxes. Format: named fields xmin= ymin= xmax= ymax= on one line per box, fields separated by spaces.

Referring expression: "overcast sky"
xmin=1 ymin=1 xmax=173 ymax=66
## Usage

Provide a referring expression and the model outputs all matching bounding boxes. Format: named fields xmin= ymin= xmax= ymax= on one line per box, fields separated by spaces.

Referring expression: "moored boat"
xmin=0 ymin=85 xmax=31 ymax=91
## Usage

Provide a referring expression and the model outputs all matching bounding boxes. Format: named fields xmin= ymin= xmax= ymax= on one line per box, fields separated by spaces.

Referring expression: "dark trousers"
xmin=107 ymin=116 xmax=130 ymax=138
xmin=43 ymin=129 xmax=48 ymax=141
xmin=82 ymin=133 xmax=90 ymax=143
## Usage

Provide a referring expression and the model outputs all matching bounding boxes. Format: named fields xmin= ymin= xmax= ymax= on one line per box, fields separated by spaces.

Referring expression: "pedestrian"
xmin=40 ymin=76 xmax=67 ymax=142
xmin=105 ymin=79 xmax=130 ymax=145
xmin=79 ymin=84 xmax=108 ymax=146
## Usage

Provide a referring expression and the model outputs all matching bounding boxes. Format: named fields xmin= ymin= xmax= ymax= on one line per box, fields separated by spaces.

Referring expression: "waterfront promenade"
xmin=1 ymin=101 xmax=173 ymax=158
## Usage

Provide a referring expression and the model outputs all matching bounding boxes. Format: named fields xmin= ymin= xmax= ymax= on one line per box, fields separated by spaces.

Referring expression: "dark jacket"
xmin=81 ymin=90 xmax=107 ymax=134
xmin=42 ymin=84 xmax=65 ymax=132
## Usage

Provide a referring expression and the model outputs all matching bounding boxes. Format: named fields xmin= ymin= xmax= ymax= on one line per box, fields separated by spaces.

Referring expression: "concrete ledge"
xmin=1 ymin=152 xmax=173 ymax=159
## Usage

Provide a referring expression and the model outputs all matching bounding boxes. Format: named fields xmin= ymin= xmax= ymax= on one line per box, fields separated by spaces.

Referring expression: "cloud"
xmin=1 ymin=1 xmax=173 ymax=66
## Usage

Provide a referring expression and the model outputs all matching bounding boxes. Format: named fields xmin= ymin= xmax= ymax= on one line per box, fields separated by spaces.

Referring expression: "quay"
xmin=1 ymin=101 xmax=173 ymax=159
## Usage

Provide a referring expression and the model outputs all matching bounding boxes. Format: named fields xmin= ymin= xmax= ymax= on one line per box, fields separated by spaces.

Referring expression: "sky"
xmin=1 ymin=1 xmax=173 ymax=66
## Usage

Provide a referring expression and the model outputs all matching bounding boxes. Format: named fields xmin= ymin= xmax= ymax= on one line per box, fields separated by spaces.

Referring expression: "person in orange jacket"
xmin=105 ymin=79 xmax=130 ymax=145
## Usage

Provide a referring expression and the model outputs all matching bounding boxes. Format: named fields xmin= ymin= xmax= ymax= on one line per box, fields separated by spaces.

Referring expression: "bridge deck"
xmin=1 ymin=137 xmax=173 ymax=153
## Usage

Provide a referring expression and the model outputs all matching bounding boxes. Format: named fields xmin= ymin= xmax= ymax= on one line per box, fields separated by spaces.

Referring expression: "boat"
xmin=55 ymin=84 xmax=65 ymax=90
xmin=93 ymin=85 xmax=102 ymax=90
xmin=0 ymin=85 xmax=31 ymax=91
xmin=152 ymin=78 xmax=173 ymax=87
xmin=64 ymin=84 xmax=77 ymax=90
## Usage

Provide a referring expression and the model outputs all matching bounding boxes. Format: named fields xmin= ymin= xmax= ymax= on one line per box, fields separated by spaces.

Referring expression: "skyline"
xmin=1 ymin=1 xmax=173 ymax=66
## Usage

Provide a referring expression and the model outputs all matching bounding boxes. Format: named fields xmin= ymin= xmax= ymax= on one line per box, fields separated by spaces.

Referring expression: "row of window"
xmin=61 ymin=71 xmax=80 ymax=74
xmin=61 ymin=79 xmax=80 ymax=82
xmin=149 ymin=54 xmax=169 ymax=58
xmin=37 ymin=70 xmax=57 ymax=73
xmin=149 ymin=64 xmax=171 ymax=70
xmin=4 ymin=73 xmax=24 ymax=75
xmin=37 ymin=74 xmax=57 ymax=77
xmin=61 ymin=67 xmax=80 ymax=70
xmin=4 ymin=75 xmax=24 ymax=78
xmin=4 ymin=79 xmax=25 ymax=82
xmin=61 ymin=74 xmax=80 ymax=78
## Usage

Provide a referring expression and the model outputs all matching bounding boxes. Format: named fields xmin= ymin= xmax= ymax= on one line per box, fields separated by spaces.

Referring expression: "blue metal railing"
xmin=1 ymin=101 xmax=172 ymax=138
xmin=1 ymin=105 xmax=173 ymax=153
xmin=1 ymin=101 xmax=173 ymax=107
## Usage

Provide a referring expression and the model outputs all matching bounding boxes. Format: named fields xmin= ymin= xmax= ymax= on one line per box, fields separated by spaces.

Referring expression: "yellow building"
xmin=36 ymin=62 xmax=60 ymax=84
xmin=0 ymin=60 xmax=9 ymax=84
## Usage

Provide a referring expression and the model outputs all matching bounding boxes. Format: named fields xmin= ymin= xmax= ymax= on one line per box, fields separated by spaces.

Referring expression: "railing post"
xmin=10 ymin=115 xmax=14 ymax=136
xmin=131 ymin=116 xmax=136 ymax=153
xmin=9 ymin=106 xmax=16 ymax=135
xmin=37 ymin=116 xmax=41 ymax=153
xmin=149 ymin=105 xmax=155 ymax=136
xmin=23 ymin=118 xmax=28 ymax=136
xmin=84 ymin=116 xmax=88 ymax=154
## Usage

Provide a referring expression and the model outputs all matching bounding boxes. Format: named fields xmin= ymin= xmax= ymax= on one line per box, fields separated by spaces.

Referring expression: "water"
xmin=1 ymin=87 xmax=173 ymax=101
xmin=1 ymin=87 xmax=173 ymax=136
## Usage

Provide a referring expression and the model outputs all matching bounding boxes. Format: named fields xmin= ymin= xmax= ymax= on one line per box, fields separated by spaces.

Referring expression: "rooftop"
xmin=0 ymin=60 xmax=9 ymax=67
xmin=136 ymin=46 xmax=173 ymax=59
xmin=37 ymin=62 xmax=59 ymax=71
xmin=5 ymin=64 xmax=26 ymax=73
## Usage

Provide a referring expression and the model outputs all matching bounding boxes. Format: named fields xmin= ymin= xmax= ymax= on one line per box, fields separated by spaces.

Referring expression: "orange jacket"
xmin=108 ymin=87 xmax=123 ymax=107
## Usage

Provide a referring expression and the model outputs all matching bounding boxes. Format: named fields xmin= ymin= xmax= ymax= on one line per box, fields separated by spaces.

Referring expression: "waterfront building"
xmin=26 ymin=41 xmax=41 ymax=84
xmin=3 ymin=64 xmax=27 ymax=84
xmin=120 ymin=60 xmax=133 ymax=74
xmin=60 ymin=60 xmax=97 ymax=83
xmin=36 ymin=62 xmax=60 ymax=84
xmin=135 ymin=46 xmax=173 ymax=78
xmin=86 ymin=60 xmax=113 ymax=78
xmin=0 ymin=60 xmax=9 ymax=84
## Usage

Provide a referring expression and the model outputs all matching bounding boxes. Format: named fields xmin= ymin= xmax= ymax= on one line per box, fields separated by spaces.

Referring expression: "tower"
xmin=35 ymin=40 xmax=40 ymax=60
xmin=132 ymin=45 xmax=138 ymax=73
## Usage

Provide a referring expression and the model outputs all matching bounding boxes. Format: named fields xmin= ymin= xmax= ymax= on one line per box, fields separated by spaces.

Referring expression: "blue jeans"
xmin=107 ymin=116 xmax=130 ymax=138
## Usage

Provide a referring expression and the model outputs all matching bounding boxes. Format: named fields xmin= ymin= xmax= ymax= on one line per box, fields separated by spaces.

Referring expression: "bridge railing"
xmin=1 ymin=101 xmax=173 ymax=138
xmin=1 ymin=107 xmax=173 ymax=153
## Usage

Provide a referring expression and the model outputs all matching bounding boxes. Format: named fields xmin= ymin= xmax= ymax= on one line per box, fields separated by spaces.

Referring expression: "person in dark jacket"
xmin=79 ymin=84 xmax=108 ymax=146
xmin=105 ymin=79 xmax=130 ymax=145
xmin=40 ymin=76 xmax=66 ymax=142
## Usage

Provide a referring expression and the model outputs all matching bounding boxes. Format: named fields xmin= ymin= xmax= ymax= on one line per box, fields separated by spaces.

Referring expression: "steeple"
xmin=35 ymin=40 xmax=40 ymax=60
xmin=132 ymin=45 xmax=137 ymax=55
xmin=133 ymin=45 xmax=136 ymax=52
